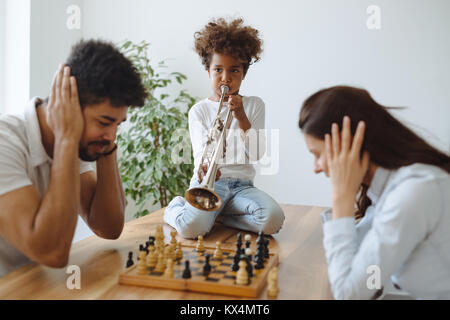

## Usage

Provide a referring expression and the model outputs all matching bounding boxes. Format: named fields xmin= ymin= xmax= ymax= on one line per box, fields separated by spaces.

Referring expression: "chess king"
xmin=0 ymin=40 xmax=147 ymax=277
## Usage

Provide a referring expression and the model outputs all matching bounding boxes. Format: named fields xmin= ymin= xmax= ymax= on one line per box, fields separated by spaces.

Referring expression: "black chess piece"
xmin=245 ymin=248 xmax=253 ymax=262
xmin=254 ymin=241 xmax=265 ymax=263
xmin=264 ymin=238 xmax=270 ymax=259
xmin=234 ymin=244 xmax=241 ymax=257
xmin=137 ymin=244 xmax=144 ymax=260
xmin=230 ymin=260 xmax=239 ymax=272
xmin=203 ymin=254 xmax=212 ymax=276
xmin=231 ymin=251 xmax=240 ymax=272
xmin=254 ymin=248 xmax=265 ymax=269
xmin=148 ymin=236 xmax=155 ymax=243
xmin=182 ymin=260 xmax=192 ymax=279
xmin=126 ymin=251 xmax=134 ymax=268
xmin=245 ymin=254 xmax=253 ymax=278
xmin=256 ymin=231 xmax=264 ymax=246
xmin=245 ymin=240 xmax=251 ymax=249
xmin=235 ymin=232 xmax=242 ymax=249
xmin=254 ymin=257 xmax=264 ymax=270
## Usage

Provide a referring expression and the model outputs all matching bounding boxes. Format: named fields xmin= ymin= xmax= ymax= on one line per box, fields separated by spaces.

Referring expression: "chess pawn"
xmin=245 ymin=248 xmax=253 ymax=278
xmin=146 ymin=245 xmax=157 ymax=268
xmin=137 ymin=250 xmax=148 ymax=275
xmin=154 ymin=252 xmax=165 ymax=273
xmin=126 ymin=251 xmax=134 ymax=268
xmin=182 ymin=260 xmax=192 ymax=279
xmin=163 ymin=246 xmax=171 ymax=267
xmin=267 ymin=267 xmax=279 ymax=298
xmin=170 ymin=230 xmax=177 ymax=246
xmin=175 ymin=242 xmax=183 ymax=261
xmin=155 ymin=225 xmax=165 ymax=246
xmin=163 ymin=258 xmax=174 ymax=278
xmin=202 ymin=254 xmax=212 ymax=277
xmin=155 ymin=226 xmax=161 ymax=239
xmin=213 ymin=241 xmax=223 ymax=260
xmin=168 ymin=243 xmax=177 ymax=261
xmin=236 ymin=260 xmax=249 ymax=285
xmin=196 ymin=235 xmax=205 ymax=253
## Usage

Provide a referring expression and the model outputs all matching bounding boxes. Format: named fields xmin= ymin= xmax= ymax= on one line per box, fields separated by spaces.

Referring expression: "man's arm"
xmin=0 ymin=139 xmax=81 ymax=268
xmin=79 ymin=148 xmax=125 ymax=239
xmin=0 ymin=65 xmax=84 ymax=268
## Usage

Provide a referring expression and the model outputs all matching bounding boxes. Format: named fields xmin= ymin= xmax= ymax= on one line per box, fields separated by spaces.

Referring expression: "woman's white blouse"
xmin=321 ymin=163 xmax=450 ymax=299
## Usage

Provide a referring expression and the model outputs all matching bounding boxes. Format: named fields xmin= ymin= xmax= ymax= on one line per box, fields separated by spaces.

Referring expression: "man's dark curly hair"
xmin=65 ymin=39 xmax=147 ymax=108
xmin=194 ymin=18 xmax=263 ymax=76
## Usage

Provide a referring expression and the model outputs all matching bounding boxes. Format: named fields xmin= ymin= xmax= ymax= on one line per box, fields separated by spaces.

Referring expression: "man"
xmin=0 ymin=39 xmax=147 ymax=276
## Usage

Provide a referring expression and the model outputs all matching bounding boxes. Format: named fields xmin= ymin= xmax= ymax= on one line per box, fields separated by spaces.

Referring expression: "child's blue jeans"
xmin=163 ymin=177 xmax=285 ymax=239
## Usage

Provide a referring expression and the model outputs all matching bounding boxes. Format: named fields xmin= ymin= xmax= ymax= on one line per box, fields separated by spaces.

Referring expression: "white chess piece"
xmin=267 ymin=267 xmax=279 ymax=298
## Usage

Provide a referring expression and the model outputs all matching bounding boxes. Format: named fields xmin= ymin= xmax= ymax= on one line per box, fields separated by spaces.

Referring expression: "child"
xmin=164 ymin=17 xmax=285 ymax=239
xmin=298 ymin=85 xmax=450 ymax=299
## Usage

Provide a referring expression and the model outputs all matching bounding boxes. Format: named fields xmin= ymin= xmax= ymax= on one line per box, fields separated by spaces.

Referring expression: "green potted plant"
xmin=117 ymin=40 xmax=196 ymax=218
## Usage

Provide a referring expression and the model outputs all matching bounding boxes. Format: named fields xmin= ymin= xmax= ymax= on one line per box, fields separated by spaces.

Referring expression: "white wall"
xmin=82 ymin=0 xmax=450 ymax=208
xmin=28 ymin=0 xmax=91 ymax=242
xmin=3 ymin=0 xmax=30 ymax=115
xmin=0 ymin=0 xmax=5 ymax=113
xmin=30 ymin=0 xmax=83 ymax=99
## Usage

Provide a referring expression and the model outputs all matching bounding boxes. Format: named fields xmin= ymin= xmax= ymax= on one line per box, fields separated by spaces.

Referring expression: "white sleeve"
xmin=322 ymin=178 xmax=438 ymax=299
xmin=79 ymin=160 xmax=94 ymax=174
xmin=0 ymin=139 xmax=32 ymax=196
xmin=188 ymin=107 xmax=209 ymax=172
xmin=241 ymin=97 xmax=266 ymax=162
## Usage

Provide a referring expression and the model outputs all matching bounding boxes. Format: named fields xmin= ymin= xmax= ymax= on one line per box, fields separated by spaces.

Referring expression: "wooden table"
xmin=0 ymin=204 xmax=333 ymax=300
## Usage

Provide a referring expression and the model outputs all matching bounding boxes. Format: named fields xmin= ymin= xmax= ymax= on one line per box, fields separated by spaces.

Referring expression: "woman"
xmin=299 ymin=85 xmax=450 ymax=299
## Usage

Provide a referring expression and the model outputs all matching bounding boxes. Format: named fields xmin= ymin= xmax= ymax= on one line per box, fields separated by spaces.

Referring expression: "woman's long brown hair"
xmin=299 ymin=86 xmax=450 ymax=218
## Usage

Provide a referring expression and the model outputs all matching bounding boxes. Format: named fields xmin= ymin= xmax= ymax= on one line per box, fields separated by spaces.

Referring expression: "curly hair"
xmin=194 ymin=18 xmax=263 ymax=76
xmin=65 ymin=39 xmax=147 ymax=108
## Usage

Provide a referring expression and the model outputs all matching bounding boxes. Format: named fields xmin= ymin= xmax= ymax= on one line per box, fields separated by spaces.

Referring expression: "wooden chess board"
xmin=118 ymin=244 xmax=279 ymax=298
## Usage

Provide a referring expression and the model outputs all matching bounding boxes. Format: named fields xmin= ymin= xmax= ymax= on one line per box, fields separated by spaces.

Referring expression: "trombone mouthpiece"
xmin=220 ymin=85 xmax=229 ymax=95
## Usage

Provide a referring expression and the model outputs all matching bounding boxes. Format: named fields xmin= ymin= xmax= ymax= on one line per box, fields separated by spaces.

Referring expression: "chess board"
xmin=118 ymin=244 xmax=279 ymax=298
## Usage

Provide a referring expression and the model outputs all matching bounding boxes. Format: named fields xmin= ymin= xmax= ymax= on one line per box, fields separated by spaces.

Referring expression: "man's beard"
xmin=79 ymin=141 xmax=110 ymax=162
